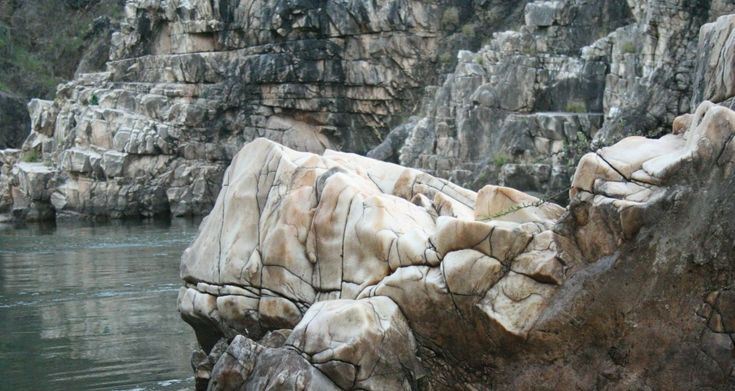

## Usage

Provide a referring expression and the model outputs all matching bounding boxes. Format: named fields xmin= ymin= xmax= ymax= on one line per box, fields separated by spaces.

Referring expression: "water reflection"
xmin=0 ymin=219 xmax=200 ymax=390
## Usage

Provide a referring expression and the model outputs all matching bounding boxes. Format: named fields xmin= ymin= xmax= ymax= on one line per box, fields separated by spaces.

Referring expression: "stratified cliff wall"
xmin=0 ymin=0 xmax=532 ymax=220
xmin=378 ymin=0 xmax=735 ymax=200
xmin=3 ymin=0 xmax=735 ymax=223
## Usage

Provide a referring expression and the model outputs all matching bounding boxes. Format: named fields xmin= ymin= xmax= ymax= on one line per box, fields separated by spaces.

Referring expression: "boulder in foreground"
xmin=180 ymin=101 xmax=735 ymax=390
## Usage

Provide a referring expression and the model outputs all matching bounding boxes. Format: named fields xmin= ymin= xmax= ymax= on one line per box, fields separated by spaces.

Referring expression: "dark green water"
xmin=0 ymin=219 xmax=200 ymax=391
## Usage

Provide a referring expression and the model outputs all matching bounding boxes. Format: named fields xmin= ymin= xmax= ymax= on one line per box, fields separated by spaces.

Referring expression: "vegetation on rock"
xmin=0 ymin=0 xmax=123 ymax=99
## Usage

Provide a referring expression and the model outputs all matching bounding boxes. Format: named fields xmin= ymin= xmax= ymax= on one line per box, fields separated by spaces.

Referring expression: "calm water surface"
xmin=0 ymin=219 xmax=201 ymax=390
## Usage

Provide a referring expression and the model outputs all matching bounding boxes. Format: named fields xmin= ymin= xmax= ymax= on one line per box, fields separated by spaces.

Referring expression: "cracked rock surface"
xmin=179 ymin=100 xmax=735 ymax=389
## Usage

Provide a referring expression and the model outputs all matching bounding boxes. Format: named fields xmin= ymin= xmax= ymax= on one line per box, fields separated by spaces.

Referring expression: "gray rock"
xmin=692 ymin=14 xmax=735 ymax=108
xmin=27 ymin=99 xmax=56 ymax=137
xmin=525 ymin=1 xmax=563 ymax=27
xmin=101 ymin=151 xmax=128 ymax=178
xmin=0 ymin=0 xmax=533 ymax=222
xmin=388 ymin=0 xmax=735 ymax=200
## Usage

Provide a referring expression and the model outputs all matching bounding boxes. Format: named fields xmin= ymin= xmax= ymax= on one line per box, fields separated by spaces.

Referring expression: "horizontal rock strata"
xmin=0 ymin=0 xmax=532 ymax=221
xmin=382 ymin=0 xmax=735 ymax=197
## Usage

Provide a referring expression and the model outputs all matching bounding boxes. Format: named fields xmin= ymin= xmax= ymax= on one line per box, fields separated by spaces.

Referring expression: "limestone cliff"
xmin=178 ymin=100 xmax=735 ymax=390
xmin=4 ymin=1 xmax=735 ymax=222
xmin=380 ymin=0 xmax=735 ymax=199
xmin=0 ymin=0 xmax=537 ymax=221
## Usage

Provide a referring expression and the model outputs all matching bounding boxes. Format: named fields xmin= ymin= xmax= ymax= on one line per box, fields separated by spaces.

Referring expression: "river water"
xmin=0 ymin=219 xmax=201 ymax=390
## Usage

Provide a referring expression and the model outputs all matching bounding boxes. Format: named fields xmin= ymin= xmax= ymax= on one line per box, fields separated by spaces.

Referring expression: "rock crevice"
xmin=179 ymin=100 xmax=735 ymax=389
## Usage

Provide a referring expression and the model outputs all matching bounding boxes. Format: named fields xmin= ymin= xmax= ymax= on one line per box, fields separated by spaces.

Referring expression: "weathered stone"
xmin=288 ymin=297 xmax=422 ymax=390
xmin=393 ymin=1 xmax=619 ymax=194
xmin=184 ymin=100 xmax=735 ymax=390
xmin=0 ymin=0 xmax=537 ymax=222
xmin=101 ymin=151 xmax=128 ymax=178
xmin=379 ymin=0 xmax=735 ymax=198
xmin=179 ymin=137 xmax=566 ymax=388
xmin=27 ymin=99 xmax=56 ymax=138
xmin=62 ymin=148 xmax=101 ymax=175
xmin=692 ymin=14 xmax=735 ymax=107
xmin=525 ymin=1 xmax=563 ymax=27
xmin=13 ymin=163 xmax=55 ymax=202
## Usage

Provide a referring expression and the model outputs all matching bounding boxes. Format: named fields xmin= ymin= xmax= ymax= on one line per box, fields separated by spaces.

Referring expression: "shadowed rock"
xmin=0 ymin=92 xmax=30 ymax=149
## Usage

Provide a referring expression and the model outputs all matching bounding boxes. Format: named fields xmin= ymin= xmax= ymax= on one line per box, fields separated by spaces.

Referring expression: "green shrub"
xmin=21 ymin=149 xmax=40 ymax=163
xmin=441 ymin=7 xmax=460 ymax=30
xmin=0 ymin=1 xmax=123 ymax=98
xmin=89 ymin=94 xmax=99 ymax=106
xmin=438 ymin=52 xmax=453 ymax=65
xmin=461 ymin=23 xmax=477 ymax=38
xmin=621 ymin=41 xmax=636 ymax=54
xmin=565 ymin=101 xmax=587 ymax=113
xmin=493 ymin=153 xmax=511 ymax=167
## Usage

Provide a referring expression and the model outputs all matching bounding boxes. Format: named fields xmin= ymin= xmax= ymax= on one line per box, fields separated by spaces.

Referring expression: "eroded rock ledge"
xmin=0 ymin=0 xmax=532 ymax=221
xmin=179 ymin=101 xmax=735 ymax=389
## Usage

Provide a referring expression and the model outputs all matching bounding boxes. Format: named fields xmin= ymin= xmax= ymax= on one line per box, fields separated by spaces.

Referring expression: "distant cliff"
xmin=0 ymin=0 xmax=531 ymax=220
xmin=0 ymin=0 xmax=122 ymax=149
xmin=373 ymin=0 xmax=735 ymax=200
xmin=3 ymin=0 xmax=735 ymax=223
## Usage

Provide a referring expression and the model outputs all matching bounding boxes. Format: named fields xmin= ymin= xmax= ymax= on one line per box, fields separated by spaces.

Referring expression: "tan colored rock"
xmin=564 ymin=100 xmax=735 ymax=261
xmin=178 ymin=137 xmax=564 ymax=382
xmin=182 ymin=99 xmax=735 ymax=390
xmin=442 ymin=249 xmax=503 ymax=296
xmin=288 ymin=297 xmax=421 ymax=391
xmin=475 ymin=185 xmax=564 ymax=223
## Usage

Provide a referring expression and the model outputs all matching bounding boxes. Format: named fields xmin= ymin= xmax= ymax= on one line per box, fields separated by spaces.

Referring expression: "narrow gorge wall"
xmin=377 ymin=0 xmax=735 ymax=200
xmin=0 ymin=0 xmax=532 ymax=221
xmin=3 ymin=0 xmax=735 ymax=223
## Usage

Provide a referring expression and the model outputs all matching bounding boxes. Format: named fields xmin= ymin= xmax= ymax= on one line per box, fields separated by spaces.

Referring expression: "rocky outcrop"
xmin=692 ymin=13 xmax=735 ymax=108
xmin=0 ymin=0 xmax=537 ymax=221
xmin=383 ymin=0 xmax=735 ymax=198
xmin=0 ymin=92 xmax=30 ymax=149
xmin=178 ymin=136 xmax=566 ymax=389
xmin=178 ymin=100 xmax=735 ymax=390
xmin=6 ymin=1 xmax=735 ymax=221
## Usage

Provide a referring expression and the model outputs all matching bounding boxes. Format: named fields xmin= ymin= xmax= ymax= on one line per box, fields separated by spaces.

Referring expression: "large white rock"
xmin=566 ymin=101 xmax=735 ymax=261
xmin=181 ymin=100 xmax=735 ymax=389
xmin=178 ymin=137 xmax=566 ymax=383
xmin=287 ymin=297 xmax=421 ymax=391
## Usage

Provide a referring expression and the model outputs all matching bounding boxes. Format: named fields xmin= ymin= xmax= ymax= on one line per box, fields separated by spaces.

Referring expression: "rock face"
xmin=0 ymin=0 xmax=536 ymax=221
xmin=5 ymin=1 xmax=735 ymax=221
xmin=178 ymin=100 xmax=735 ymax=390
xmin=0 ymin=92 xmax=30 ymax=149
xmin=692 ymin=13 xmax=735 ymax=108
xmin=383 ymin=0 xmax=735 ymax=197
